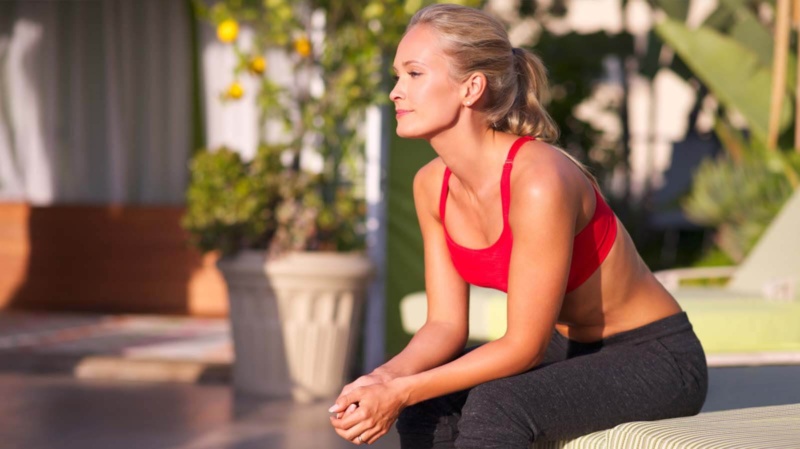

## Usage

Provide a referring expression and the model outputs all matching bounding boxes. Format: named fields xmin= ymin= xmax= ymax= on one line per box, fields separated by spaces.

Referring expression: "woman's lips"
xmin=396 ymin=109 xmax=411 ymax=118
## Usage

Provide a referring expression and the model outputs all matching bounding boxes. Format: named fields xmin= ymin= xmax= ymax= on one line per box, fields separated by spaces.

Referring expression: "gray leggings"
xmin=396 ymin=312 xmax=708 ymax=449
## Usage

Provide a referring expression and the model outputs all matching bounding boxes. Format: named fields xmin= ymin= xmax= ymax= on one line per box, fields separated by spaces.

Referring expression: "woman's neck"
xmin=429 ymin=128 xmax=515 ymax=198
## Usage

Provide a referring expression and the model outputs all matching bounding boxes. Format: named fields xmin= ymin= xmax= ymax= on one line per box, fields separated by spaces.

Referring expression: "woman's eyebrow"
xmin=392 ymin=60 xmax=427 ymax=71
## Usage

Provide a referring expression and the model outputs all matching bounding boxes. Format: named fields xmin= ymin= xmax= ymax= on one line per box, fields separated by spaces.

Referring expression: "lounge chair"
xmin=654 ymin=187 xmax=800 ymax=365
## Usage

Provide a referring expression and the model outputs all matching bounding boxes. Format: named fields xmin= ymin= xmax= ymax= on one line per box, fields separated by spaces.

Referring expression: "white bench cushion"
xmin=533 ymin=403 xmax=800 ymax=449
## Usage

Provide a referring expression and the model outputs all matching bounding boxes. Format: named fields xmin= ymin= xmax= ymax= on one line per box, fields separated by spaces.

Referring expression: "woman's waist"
xmin=556 ymin=277 xmax=683 ymax=343
xmin=556 ymin=309 xmax=694 ymax=348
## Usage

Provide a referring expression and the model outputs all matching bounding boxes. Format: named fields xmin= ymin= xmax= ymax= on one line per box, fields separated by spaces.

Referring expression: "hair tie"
xmin=512 ymin=47 xmax=520 ymax=56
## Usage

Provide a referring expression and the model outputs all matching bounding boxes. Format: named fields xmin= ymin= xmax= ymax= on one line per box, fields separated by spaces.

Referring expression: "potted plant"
xmin=182 ymin=0 xmax=411 ymax=401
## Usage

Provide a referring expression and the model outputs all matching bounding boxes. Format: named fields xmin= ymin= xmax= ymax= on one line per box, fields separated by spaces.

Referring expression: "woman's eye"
xmin=409 ymin=71 xmax=421 ymax=78
xmin=391 ymin=75 xmax=400 ymax=82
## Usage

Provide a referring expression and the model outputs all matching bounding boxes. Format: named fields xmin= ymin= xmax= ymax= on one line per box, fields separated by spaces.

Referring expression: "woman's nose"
xmin=390 ymin=81 xmax=403 ymax=102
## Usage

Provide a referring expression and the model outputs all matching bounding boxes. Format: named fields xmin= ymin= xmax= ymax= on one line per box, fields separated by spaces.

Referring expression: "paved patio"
xmin=0 ymin=373 xmax=399 ymax=449
xmin=1 ymin=310 xmax=800 ymax=448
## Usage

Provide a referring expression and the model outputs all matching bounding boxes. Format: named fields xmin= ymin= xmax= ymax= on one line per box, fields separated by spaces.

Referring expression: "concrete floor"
xmin=0 ymin=374 xmax=399 ymax=449
xmin=2 ymin=366 xmax=800 ymax=449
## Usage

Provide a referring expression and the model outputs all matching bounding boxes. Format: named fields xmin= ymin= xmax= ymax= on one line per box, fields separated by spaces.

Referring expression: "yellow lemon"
xmin=217 ymin=19 xmax=239 ymax=43
xmin=249 ymin=56 xmax=267 ymax=74
xmin=226 ymin=81 xmax=244 ymax=99
xmin=364 ymin=3 xmax=384 ymax=20
xmin=294 ymin=37 xmax=312 ymax=58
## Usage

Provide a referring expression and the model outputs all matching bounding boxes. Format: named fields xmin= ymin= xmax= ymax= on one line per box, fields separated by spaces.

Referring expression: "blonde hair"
xmin=407 ymin=4 xmax=598 ymax=185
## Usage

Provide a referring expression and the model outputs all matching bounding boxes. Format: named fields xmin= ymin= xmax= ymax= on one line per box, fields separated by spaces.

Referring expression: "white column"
xmin=363 ymin=104 xmax=389 ymax=372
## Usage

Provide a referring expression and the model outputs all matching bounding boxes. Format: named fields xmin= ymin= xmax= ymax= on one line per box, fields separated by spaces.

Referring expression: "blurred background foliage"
xmin=185 ymin=0 xmax=477 ymax=256
xmin=520 ymin=0 xmax=799 ymax=269
xmin=651 ymin=0 xmax=799 ymax=266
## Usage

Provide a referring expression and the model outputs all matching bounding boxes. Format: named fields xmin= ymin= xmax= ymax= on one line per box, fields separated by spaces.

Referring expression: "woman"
xmin=329 ymin=4 xmax=707 ymax=448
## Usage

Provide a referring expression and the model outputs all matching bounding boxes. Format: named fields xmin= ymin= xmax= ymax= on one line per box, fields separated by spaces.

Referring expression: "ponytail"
xmin=491 ymin=48 xmax=559 ymax=143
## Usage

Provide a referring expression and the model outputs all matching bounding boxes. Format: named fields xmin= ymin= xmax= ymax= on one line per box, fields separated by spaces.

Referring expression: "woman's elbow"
xmin=499 ymin=337 xmax=547 ymax=373
xmin=521 ymin=353 xmax=545 ymax=372
xmin=420 ymin=320 xmax=469 ymax=348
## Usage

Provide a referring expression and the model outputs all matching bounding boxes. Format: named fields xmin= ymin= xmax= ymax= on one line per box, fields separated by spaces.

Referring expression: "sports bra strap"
xmin=440 ymin=167 xmax=452 ymax=222
xmin=501 ymin=136 xmax=535 ymax=220
xmin=440 ymin=135 xmax=535 ymax=224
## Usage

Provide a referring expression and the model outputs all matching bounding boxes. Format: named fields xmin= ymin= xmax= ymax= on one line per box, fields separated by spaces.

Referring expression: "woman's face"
xmin=390 ymin=25 xmax=464 ymax=139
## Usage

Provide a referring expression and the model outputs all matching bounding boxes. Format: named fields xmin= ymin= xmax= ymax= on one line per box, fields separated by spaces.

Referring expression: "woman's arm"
xmin=332 ymin=163 xmax=579 ymax=422
xmin=374 ymin=162 xmax=471 ymax=379
xmin=340 ymin=160 xmax=470 ymax=393
xmin=394 ymin=167 xmax=578 ymax=404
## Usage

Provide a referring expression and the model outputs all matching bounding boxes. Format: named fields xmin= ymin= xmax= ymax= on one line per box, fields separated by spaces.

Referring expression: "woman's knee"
xmin=397 ymin=391 xmax=467 ymax=448
xmin=456 ymin=379 xmax=538 ymax=448
xmin=397 ymin=401 xmax=444 ymax=435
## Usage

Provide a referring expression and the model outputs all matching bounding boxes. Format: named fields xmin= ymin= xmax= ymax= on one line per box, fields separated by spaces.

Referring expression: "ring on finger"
xmin=357 ymin=434 xmax=364 ymax=444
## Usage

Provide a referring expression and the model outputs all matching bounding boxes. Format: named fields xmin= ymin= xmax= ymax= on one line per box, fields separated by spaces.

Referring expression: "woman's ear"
xmin=461 ymin=72 xmax=487 ymax=106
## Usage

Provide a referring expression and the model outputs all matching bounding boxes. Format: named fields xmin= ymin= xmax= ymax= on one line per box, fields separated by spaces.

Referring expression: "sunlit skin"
xmin=330 ymin=24 xmax=683 ymax=445
xmin=390 ymin=27 xmax=464 ymax=141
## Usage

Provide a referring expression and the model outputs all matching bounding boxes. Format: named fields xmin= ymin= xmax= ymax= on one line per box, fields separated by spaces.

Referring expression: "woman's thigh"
xmin=456 ymin=332 xmax=707 ymax=447
xmin=397 ymin=330 xmax=570 ymax=448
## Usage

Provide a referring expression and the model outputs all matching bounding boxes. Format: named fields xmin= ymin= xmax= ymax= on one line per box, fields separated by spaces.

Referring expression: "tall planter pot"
xmin=216 ymin=250 xmax=374 ymax=402
xmin=216 ymin=251 xmax=291 ymax=398
xmin=267 ymin=251 xmax=375 ymax=402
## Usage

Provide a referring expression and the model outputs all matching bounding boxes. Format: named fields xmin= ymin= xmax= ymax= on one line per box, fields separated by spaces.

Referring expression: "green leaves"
xmin=182 ymin=144 xmax=291 ymax=256
xmin=653 ymin=1 xmax=800 ymax=265
xmin=655 ymin=18 xmax=793 ymax=143
xmin=683 ymin=152 xmax=800 ymax=262
xmin=188 ymin=0 xmax=488 ymax=255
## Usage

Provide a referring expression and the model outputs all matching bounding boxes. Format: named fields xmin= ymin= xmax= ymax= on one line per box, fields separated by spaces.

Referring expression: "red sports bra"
xmin=440 ymin=136 xmax=618 ymax=293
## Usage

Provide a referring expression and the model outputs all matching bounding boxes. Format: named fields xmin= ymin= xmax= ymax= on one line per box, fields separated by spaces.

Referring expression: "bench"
xmin=532 ymin=403 xmax=800 ymax=448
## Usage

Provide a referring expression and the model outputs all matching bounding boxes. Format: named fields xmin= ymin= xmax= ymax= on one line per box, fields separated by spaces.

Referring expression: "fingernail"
xmin=328 ymin=405 xmax=337 ymax=412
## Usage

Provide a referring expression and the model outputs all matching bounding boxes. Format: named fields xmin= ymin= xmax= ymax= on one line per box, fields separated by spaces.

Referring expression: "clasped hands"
xmin=329 ymin=372 xmax=408 ymax=445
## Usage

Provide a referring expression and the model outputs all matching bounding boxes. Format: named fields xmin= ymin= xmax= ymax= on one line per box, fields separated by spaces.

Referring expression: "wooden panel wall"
xmin=0 ymin=203 xmax=228 ymax=316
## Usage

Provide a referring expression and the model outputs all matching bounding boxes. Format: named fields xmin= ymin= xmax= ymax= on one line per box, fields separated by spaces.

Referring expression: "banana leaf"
xmin=726 ymin=8 xmax=797 ymax=94
xmin=655 ymin=18 xmax=793 ymax=142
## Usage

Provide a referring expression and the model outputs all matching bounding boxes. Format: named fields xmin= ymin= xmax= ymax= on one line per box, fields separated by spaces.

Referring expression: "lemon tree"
xmin=193 ymin=0 xmax=480 ymax=253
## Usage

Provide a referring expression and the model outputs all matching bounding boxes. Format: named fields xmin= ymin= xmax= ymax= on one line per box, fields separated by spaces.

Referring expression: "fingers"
xmin=335 ymin=403 xmax=357 ymax=420
xmin=330 ymin=404 xmax=365 ymax=431
xmin=356 ymin=429 xmax=379 ymax=445
xmin=329 ymin=386 xmax=365 ymax=414
xmin=349 ymin=426 xmax=389 ymax=445
xmin=337 ymin=404 xmax=369 ymax=429
xmin=362 ymin=428 xmax=388 ymax=445
xmin=333 ymin=419 xmax=388 ymax=446
xmin=328 ymin=398 xmax=346 ymax=414
xmin=328 ymin=392 xmax=354 ymax=414
xmin=338 ymin=421 xmax=377 ymax=446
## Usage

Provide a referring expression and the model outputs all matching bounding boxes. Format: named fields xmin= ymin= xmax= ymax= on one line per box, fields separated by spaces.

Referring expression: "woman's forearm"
xmin=391 ymin=336 xmax=543 ymax=407
xmin=372 ymin=321 xmax=467 ymax=380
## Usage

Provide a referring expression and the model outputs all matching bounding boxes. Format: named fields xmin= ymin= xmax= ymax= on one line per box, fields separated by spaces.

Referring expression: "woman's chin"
xmin=395 ymin=127 xmax=415 ymax=139
xmin=395 ymin=126 xmax=427 ymax=140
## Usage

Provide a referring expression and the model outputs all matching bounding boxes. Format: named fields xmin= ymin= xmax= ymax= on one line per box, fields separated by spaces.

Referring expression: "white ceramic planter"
xmin=216 ymin=251 xmax=291 ymax=398
xmin=267 ymin=251 xmax=375 ymax=402
xmin=217 ymin=250 xmax=373 ymax=402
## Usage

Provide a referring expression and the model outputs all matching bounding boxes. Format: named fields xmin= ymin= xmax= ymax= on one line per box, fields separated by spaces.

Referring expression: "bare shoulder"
xmin=414 ymin=157 xmax=447 ymax=186
xmin=413 ymin=157 xmax=447 ymax=220
xmin=508 ymin=140 xmax=585 ymax=205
